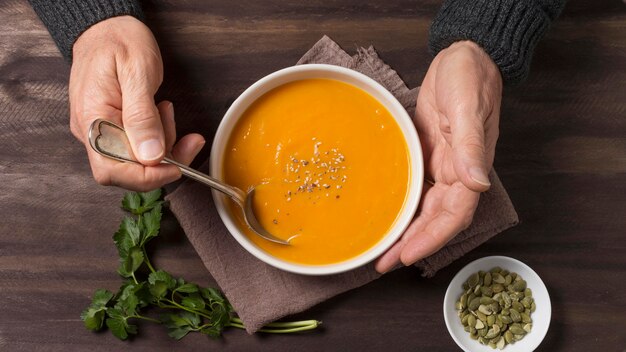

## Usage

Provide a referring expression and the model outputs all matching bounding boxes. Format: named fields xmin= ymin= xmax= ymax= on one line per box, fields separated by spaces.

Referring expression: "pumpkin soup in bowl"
xmin=211 ymin=65 xmax=423 ymax=275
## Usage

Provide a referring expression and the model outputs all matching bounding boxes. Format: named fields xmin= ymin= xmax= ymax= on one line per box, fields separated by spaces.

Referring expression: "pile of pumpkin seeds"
xmin=455 ymin=267 xmax=536 ymax=349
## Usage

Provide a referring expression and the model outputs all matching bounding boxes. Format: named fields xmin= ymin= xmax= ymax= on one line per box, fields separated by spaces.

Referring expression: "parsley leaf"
xmin=141 ymin=203 xmax=161 ymax=245
xmin=121 ymin=246 xmax=144 ymax=277
xmin=80 ymin=289 xmax=114 ymax=331
xmin=139 ymin=189 xmax=162 ymax=209
xmin=175 ymin=283 xmax=199 ymax=294
xmin=106 ymin=308 xmax=137 ymax=340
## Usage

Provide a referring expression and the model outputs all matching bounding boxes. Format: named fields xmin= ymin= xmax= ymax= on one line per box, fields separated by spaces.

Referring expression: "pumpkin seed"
xmin=484 ymin=272 xmax=492 ymax=286
xmin=478 ymin=304 xmax=494 ymax=315
xmin=477 ymin=311 xmax=488 ymax=322
xmin=476 ymin=319 xmax=485 ymax=329
xmin=509 ymin=325 xmax=526 ymax=335
xmin=531 ymin=302 xmax=536 ymax=313
xmin=492 ymin=272 xmax=505 ymax=284
xmin=481 ymin=286 xmax=494 ymax=297
xmin=469 ymin=297 xmax=481 ymax=311
xmin=480 ymin=297 xmax=494 ymax=305
xmin=485 ymin=325 xmax=501 ymax=339
xmin=504 ymin=330 xmax=514 ymax=344
xmin=500 ymin=315 xmax=513 ymax=324
xmin=513 ymin=280 xmax=527 ymax=292
xmin=467 ymin=315 xmax=476 ymax=328
xmin=521 ymin=312 xmax=532 ymax=324
xmin=490 ymin=267 xmax=502 ymax=274
xmin=501 ymin=292 xmax=512 ymax=308
xmin=468 ymin=273 xmax=480 ymax=287
xmin=524 ymin=288 xmax=533 ymax=297
xmin=496 ymin=336 xmax=505 ymax=349
xmin=487 ymin=315 xmax=496 ymax=326
xmin=522 ymin=296 xmax=533 ymax=309
xmin=504 ymin=274 xmax=513 ymax=286
xmin=523 ymin=323 xmax=532 ymax=333
xmin=492 ymin=283 xmax=504 ymax=293
xmin=510 ymin=308 xmax=522 ymax=323
xmin=514 ymin=334 xmax=525 ymax=341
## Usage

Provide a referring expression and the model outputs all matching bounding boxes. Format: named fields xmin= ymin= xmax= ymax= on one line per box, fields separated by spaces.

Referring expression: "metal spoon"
xmin=87 ymin=118 xmax=291 ymax=245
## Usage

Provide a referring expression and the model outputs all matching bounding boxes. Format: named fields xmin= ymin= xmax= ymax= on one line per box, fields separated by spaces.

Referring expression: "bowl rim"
xmin=443 ymin=256 xmax=552 ymax=352
xmin=209 ymin=64 xmax=423 ymax=275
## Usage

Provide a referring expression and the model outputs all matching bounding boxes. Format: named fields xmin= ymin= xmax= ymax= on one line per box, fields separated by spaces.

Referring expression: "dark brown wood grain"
xmin=0 ymin=0 xmax=624 ymax=351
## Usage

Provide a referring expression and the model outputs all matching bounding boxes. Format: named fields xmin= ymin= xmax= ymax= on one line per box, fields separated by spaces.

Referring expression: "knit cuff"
xmin=428 ymin=0 xmax=553 ymax=84
xmin=29 ymin=0 xmax=144 ymax=62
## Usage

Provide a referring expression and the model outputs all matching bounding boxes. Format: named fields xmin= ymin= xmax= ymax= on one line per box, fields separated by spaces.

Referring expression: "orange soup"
xmin=223 ymin=78 xmax=409 ymax=265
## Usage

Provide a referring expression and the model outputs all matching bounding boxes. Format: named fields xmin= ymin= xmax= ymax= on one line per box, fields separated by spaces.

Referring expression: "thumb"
xmin=450 ymin=112 xmax=491 ymax=192
xmin=120 ymin=81 xmax=165 ymax=166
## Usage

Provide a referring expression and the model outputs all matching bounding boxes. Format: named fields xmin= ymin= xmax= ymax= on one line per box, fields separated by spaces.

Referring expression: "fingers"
xmin=375 ymin=183 xmax=436 ymax=274
xmin=449 ymin=110 xmax=491 ymax=192
xmin=118 ymin=65 xmax=165 ymax=166
xmin=86 ymin=146 xmax=181 ymax=192
xmin=157 ymin=101 xmax=206 ymax=166
xmin=172 ymin=133 xmax=206 ymax=166
xmin=375 ymin=240 xmax=404 ymax=274
xmin=158 ymin=100 xmax=177 ymax=153
xmin=400 ymin=183 xmax=479 ymax=266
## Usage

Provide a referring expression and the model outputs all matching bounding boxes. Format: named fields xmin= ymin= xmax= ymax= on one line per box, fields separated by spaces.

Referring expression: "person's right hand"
xmin=69 ymin=16 xmax=205 ymax=191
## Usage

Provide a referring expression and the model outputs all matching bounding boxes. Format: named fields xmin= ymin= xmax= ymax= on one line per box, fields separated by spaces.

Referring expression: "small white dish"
xmin=210 ymin=64 xmax=424 ymax=276
xmin=443 ymin=256 xmax=551 ymax=352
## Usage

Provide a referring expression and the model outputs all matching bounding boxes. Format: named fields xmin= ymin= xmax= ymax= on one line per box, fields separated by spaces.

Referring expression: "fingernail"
xmin=168 ymin=102 xmax=174 ymax=118
xmin=138 ymin=139 xmax=163 ymax=161
xmin=469 ymin=167 xmax=491 ymax=186
xmin=193 ymin=140 xmax=206 ymax=155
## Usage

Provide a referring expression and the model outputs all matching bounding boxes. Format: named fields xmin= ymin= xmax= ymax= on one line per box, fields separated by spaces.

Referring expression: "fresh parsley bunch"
xmin=81 ymin=189 xmax=319 ymax=340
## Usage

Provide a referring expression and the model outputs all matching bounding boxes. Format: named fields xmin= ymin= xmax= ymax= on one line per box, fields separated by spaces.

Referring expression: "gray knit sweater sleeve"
xmin=28 ymin=0 xmax=144 ymax=62
xmin=429 ymin=0 xmax=566 ymax=84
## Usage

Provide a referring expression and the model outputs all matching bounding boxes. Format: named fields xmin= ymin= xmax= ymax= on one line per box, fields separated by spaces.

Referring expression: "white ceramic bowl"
xmin=444 ymin=256 xmax=552 ymax=352
xmin=210 ymin=64 xmax=423 ymax=275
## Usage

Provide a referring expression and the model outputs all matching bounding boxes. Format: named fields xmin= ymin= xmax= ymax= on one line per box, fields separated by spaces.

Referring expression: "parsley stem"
xmin=131 ymin=315 xmax=162 ymax=324
xmin=161 ymin=298 xmax=212 ymax=321
xmin=227 ymin=317 xmax=321 ymax=333
xmin=231 ymin=317 xmax=320 ymax=329
xmin=130 ymin=272 xmax=139 ymax=285
xmin=257 ymin=323 xmax=320 ymax=333
xmin=226 ymin=322 xmax=245 ymax=329
xmin=142 ymin=249 xmax=156 ymax=273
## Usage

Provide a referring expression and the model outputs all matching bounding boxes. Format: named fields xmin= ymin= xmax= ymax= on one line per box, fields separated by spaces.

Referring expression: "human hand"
xmin=69 ymin=16 xmax=205 ymax=191
xmin=375 ymin=40 xmax=502 ymax=273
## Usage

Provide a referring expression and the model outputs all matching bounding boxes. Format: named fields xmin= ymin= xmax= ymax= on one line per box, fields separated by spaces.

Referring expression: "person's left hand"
xmin=375 ymin=40 xmax=502 ymax=273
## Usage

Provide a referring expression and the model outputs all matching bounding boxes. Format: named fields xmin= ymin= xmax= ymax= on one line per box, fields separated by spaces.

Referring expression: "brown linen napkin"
xmin=166 ymin=35 xmax=519 ymax=333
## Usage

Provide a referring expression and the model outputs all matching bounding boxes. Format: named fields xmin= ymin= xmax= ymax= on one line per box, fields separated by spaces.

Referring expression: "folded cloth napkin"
xmin=166 ymin=35 xmax=519 ymax=333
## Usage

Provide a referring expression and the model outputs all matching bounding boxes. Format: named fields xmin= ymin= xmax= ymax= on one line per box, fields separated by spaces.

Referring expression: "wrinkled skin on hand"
xmin=376 ymin=41 xmax=502 ymax=273
xmin=70 ymin=16 xmax=205 ymax=191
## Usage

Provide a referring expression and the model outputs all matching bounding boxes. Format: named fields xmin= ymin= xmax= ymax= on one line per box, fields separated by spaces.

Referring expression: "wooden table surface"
xmin=1 ymin=0 xmax=624 ymax=351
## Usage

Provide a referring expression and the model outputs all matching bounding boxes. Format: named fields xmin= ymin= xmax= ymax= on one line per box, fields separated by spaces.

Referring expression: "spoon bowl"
xmin=88 ymin=118 xmax=291 ymax=246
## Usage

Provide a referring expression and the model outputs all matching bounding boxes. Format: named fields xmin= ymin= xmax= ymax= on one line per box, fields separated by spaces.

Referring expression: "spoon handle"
xmin=88 ymin=119 xmax=245 ymax=204
xmin=162 ymin=157 xmax=245 ymax=205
